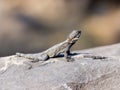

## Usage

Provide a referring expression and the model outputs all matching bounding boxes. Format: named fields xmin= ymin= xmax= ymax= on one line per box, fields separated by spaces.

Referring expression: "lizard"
xmin=16 ymin=30 xmax=107 ymax=62
xmin=16 ymin=30 xmax=82 ymax=62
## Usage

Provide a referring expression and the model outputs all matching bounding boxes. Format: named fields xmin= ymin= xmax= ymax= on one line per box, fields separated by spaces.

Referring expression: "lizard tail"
xmin=84 ymin=55 xmax=107 ymax=59
xmin=16 ymin=52 xmax=25 ymax=57
xmin=16 ymin=52 xmax=36 ymax=60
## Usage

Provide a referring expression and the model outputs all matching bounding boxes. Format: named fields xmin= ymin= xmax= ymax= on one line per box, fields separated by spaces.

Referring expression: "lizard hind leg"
xmin=31 ymin=54 xmax=49 ymax=62
xmin=38 ymin=54 xmax=49 ymax=61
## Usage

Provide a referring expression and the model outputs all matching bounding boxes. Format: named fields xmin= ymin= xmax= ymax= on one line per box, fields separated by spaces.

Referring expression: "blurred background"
xmin=0 ymin=0 xmax=120 ymax=56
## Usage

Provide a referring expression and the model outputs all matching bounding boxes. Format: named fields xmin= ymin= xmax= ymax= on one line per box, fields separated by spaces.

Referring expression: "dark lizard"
xmin=16 ymin=30 xmax=107 ymax=62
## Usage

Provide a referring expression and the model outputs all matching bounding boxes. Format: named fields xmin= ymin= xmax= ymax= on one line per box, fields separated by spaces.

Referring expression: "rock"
xmin=0 ymin=43 xmax=120 ymax=90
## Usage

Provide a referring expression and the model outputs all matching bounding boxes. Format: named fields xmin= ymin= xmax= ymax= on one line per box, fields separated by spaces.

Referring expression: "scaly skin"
xmin=16 ymin=30 xmax=81 ymax=62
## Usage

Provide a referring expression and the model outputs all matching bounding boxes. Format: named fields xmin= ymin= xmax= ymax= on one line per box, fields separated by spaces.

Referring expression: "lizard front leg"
xmin=64 ymin=44 xmax=74 ymax=62
xmin=16 ymin=53 xmax=49 ymax=62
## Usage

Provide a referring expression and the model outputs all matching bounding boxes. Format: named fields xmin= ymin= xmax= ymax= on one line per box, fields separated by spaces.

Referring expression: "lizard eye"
xmin=77 ymin=34 xmax=80 ymax=38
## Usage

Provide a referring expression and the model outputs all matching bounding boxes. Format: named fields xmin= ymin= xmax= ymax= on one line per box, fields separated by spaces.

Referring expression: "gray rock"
xmin=0 ymin=43 xmax=120 ymax=90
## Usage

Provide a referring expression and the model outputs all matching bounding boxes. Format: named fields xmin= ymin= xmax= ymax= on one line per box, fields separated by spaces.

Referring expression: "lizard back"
xmin=43 ymin=41 xmax=69 ymax=57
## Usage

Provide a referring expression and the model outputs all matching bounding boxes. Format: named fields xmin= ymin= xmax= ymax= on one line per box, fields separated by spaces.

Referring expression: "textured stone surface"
xmin=0 ymin=43 xmax=120 ymax=90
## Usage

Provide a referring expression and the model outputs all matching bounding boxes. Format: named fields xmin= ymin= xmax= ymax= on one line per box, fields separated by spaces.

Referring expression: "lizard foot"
xmin=67 ymin=57 xmax=75 ymax=62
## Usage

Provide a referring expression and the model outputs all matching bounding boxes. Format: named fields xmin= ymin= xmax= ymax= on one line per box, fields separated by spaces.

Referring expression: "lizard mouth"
xmin=74 ymin=34 xmax=81 ymax=40
xmin=73 ymin=37 xmax=79 ymax=40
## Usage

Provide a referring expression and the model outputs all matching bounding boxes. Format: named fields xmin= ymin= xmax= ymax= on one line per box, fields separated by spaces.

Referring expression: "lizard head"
xmin=67 ymin=30 xmax=81 ymax=43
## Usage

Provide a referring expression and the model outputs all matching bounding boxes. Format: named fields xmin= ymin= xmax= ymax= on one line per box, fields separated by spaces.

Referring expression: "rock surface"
xmin=0 ymin=43 xmax=120 ymax=90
